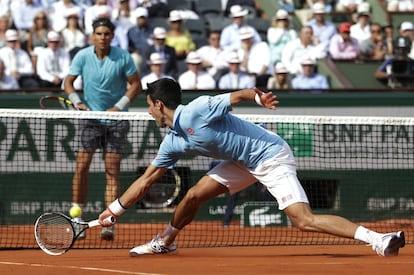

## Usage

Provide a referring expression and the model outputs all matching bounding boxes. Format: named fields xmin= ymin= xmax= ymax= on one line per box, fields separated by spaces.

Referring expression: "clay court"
xmin=1 ymin=244 xmax=414 ymax=274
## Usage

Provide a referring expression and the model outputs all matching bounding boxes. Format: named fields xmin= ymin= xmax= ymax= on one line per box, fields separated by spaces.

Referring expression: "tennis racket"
xmin=34 ymin=212 xmax=115 ymax=256
xmin=39 ymin=96 xmax=77 ymax=110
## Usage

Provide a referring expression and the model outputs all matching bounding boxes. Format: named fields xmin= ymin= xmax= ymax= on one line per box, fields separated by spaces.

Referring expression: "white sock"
xmin=161 ymin=223 xmax=180 ymax=245
xmin=354 ymin=226 xmax=382 ymax=244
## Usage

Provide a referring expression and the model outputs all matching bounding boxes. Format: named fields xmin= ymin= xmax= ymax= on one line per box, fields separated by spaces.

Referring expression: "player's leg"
xmin=101 ymin=120 xmax=129 ymax=240
xmin=72 ymin=150 xmax=94 ymax=206
xmin=103 ymin=152 xmax=122 ymax=207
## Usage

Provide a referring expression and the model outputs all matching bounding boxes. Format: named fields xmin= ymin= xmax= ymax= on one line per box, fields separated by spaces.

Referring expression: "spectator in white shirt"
xmin=178 ymin=51 xmax=216 ymax=90
xmin=61 ymin=7 xmax=88 ymax=59
xmin=196 ymin=30 xmax=229 ymax=83
xmin=218 ymin=51 xmax=255 ymax=90
xmin=220 ymin=5 xmax=261 ymax=51
xmin=50 ymin=0 xmax=78 ymax=32
xmin=236 ymin=26 xmax=272 ymax=87
xmin=10 ymin=0 xmax=43 ymax=32
xmin=36 ymin=31 xmax=71 ymax=88
xmin=0 ymin=29 xmax=39 ymax=88
xmin=0 ymin=59 xmax=19 ymax=89
xmin=281 ymin=25 xmax=326 ymax=76
xmin=350 ymin=3 xmax=371 ymax=46
xmin=84 ymin=0 xmax=112 ymax=35
xmin=141 ymin=52 xmax=173 ymax=89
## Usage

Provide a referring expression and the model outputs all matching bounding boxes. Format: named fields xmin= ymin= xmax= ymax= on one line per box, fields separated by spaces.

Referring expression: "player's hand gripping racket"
xmin=39 ymin=96 xmax=77 ymax=110
xmin=34 ymin=212 xmax=115 ymax=256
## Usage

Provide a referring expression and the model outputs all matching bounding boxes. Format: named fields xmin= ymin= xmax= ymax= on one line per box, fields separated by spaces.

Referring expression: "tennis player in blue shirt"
xmin=64 ymin=17 xmax=142 ymax=241
xmin=99 ymin=78 xmax=404 ymax=257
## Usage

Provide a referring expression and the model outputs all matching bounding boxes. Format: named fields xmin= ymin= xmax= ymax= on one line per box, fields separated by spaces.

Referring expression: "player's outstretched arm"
xmin=230 ymin=87 xmax=278 ymax=110
xmin=99 ymin=165 xmax=168 ymax=225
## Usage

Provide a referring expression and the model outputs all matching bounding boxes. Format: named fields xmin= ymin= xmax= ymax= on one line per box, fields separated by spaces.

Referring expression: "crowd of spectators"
xmin=0 ymin=0 xmax=413 ymax=90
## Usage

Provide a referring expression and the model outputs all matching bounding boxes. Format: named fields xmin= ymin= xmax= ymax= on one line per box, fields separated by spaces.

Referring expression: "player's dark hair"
xmin=92 ymin=17 xmax=115 ymax=32
xmin=146 ymin=78 xmax=182 ymax=109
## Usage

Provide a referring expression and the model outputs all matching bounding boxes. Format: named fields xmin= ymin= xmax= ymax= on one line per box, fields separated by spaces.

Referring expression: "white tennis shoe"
xmin=129 ymin=234 xmax=177 ymax=256
xmin=372 ymin=231 xmax=405 ymax=256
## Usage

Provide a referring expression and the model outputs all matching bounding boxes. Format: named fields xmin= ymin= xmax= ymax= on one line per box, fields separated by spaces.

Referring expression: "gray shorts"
xmin=76 ymin=119 xmax=130 ymax=154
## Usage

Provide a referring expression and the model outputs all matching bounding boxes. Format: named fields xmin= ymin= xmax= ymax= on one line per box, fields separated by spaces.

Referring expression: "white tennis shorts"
xmin=207 ymin=142 xmax=309 ymax=210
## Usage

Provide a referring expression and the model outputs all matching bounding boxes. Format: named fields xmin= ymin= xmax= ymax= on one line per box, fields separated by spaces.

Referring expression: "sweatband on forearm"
xmin=68 ymin=92 xmax=81 ymax=106
xmin=254 ymin=89 xmax=264 ymax=106
xmin=107 ymin=198 xmax=127 ymax=217
xmin=114 ymin=96 xmax=130 ymax=111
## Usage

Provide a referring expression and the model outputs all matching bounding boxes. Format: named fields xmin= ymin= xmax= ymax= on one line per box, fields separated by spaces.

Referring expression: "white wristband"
xmin=68 ymin=92 xmax=81 ymax=106
xmin=254 ymin=93 xmax=264 ymax=106
xmin=114 ymin=96 xmax=130 ymax=111
xmin=108 ymin=198 xmax=127 ymax=217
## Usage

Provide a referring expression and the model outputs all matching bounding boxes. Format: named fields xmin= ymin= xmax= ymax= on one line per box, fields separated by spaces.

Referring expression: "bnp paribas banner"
xmin=1 ymin=111 xmax=414 ymax=173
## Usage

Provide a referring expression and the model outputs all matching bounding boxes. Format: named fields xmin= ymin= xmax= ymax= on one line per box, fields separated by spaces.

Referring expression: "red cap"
xmin=339 ymin=22 xmax=351 ymax=32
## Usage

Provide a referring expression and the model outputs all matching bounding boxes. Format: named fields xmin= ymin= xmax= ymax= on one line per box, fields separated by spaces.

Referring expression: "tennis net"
xmin=0 ymin=109 xmax=413 ymax=249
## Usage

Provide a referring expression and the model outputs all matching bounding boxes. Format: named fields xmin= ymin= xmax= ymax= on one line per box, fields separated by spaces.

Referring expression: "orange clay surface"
xmin=1 ymin=245 xmax=413 ymax=275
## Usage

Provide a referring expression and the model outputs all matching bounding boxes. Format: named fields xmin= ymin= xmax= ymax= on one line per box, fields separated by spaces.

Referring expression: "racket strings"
xmin=35 ymin=214 xmax=75 ymax=253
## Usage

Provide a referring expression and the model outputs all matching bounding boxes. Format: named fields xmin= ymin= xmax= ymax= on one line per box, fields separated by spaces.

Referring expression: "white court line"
xmin=0 ymin=261 xmax=164 ymax=275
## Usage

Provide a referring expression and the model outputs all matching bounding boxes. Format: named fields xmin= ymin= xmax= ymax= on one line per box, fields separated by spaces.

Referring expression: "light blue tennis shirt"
xmin=152 ymin=93 xmax=285 ymax=169
xmin=69 ymin=46 xmax=137 ymax=111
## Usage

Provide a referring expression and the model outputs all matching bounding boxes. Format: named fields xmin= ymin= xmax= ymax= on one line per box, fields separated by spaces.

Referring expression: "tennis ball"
xmin=69 ymin=206 xmax=82 ymax=218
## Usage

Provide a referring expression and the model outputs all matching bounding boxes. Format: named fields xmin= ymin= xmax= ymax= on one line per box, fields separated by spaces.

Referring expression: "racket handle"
xmin=88 ymin=216 xmax=116 ymax=228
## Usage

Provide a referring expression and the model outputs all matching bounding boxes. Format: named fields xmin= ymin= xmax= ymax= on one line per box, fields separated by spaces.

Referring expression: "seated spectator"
xmin=36 ymin=31 xmax=71 ymax=88
xmin=144 ymin=27 xmax=178 ymax=79
xmin=27 ymin=11 xmax=51 ymax=74
xmin=165 ymin=10 xmax=195 ymax=60
xmin=267 ymin=62 xmax=292 ymax=89
xmin=267 ymin=9 xmax=297 ymax=67
xmin=305 ymin=3 xmax=337 ymax=55
xmin=61 ymin=7 xmax=88 ymax=60
xmin=140 ymin=52 xmax=174 ymax=89
xmin=10 ymin=0 xmax=44 ymax=43
xmin=84 ymin=0 xmax=112 ymax=36
xmin=281 ymin=25 xmax=326 ymax=76
xmin=359 ymin=23 xmax=387 ymax=61
xmin=383 ymin=24 xmax=394 ymax=58
xmin=396 ymin=22 xmax=414 ymax=59
xmin=0 ymin=59 xmax=19 ymax=89
xmin=329 ymin=22 xmax=360 ymax=60
xmin=178 ymin=51 xmax=216 ymax=90
xmin=0 ymin=29 xmax=39 ymax=88
xmin=196 ymin=31 xmax=229 ymax=83
xmin=218 ymin=51 xmax=255 ymax=89
xmin=127 ymin=7 xmax=153 ymax=73
xmin=112 ymin=0 xmax=134 ymax=31
xmin=237 ymin=26 xmax=273 ymax=87
xmin=291 ymin=57 xmax=329 ymax=90
xmin=50 ymin=0 xmax=78 ymax=32
xmin=374 ymin=36 xmax=414 ymax=88
xmin=350 ymin=3 xmax=371 ymax=46
xmin=220 ymin=5 xmax=262 ymax=51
